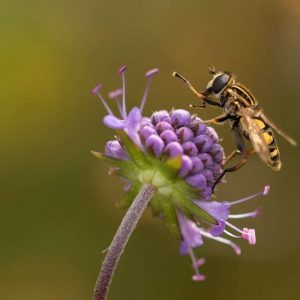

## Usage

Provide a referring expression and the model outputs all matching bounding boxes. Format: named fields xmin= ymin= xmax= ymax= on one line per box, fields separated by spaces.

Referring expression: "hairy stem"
xmin=92 ymin=184 xmax=156 ymax=300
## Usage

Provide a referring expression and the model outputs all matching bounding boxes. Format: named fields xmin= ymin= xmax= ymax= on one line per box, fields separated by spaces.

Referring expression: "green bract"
xmin=93 ymin=130 xmax=217 ymax=236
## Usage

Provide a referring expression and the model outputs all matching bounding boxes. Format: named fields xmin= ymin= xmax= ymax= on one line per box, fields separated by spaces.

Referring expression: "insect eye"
xmin=212 ymin=74 xmax=230 ymax=93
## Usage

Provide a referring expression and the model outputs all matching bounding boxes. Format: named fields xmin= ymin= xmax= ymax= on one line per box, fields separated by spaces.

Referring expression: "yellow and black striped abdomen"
xmin=253 ymin=118 xmax=282 ymax=171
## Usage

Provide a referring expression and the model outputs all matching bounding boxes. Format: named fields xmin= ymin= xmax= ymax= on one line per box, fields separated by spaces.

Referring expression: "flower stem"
xmin=92 ymin=184 xmax=156 ymax=300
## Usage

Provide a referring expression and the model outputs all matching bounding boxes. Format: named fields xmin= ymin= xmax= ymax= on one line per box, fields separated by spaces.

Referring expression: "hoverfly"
xmin=172 ymin=67 xmax=297 ymax=190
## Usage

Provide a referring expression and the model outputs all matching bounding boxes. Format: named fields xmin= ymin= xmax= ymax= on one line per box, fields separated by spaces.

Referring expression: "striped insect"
xmin=173 ymin=67 xmax=297 ymax=190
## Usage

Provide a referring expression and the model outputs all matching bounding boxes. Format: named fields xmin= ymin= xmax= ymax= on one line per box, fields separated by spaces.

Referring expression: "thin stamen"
xmin=115 ymin=98 xmax=123 ymax=116
xmin=118 ymin=65 xmax=127 ymax=118
xmin=229 ymin=207 xmax=262 ymax=219
xmin=188 ymin=247 xmax=200 ymax=275
xmin=140 ymin=68 xmax=159 ymax=113
xmin=225 ymin=221 xmax=244 ymax=234
xmin=199 ymin=229 xmax=241 ymax=255
xmin=91 ymin=84 xmax=114 ymax=116
xmin=97 ymin=92 xmax=114 ymax=116
xmin=223 ymin=230 xmax=241 ymax=239
xmin=188 ymin=247 xmax=206 ymax=282
xmin=108 ymin=88 xmax=123 ymax=116
xmin=229 ymin=185 xmax=270 ymax=206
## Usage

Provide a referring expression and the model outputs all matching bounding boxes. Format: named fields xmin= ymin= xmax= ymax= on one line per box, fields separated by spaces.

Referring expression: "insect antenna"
xmin=208 ymin=66 xmax=216 ymax=74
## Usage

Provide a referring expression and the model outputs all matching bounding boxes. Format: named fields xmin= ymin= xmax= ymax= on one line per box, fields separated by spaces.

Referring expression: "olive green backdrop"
xmin=1 ymin=0 xmax=300 ymax=299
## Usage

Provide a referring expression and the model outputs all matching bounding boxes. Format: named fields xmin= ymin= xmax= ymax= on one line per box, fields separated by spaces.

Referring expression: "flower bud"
xmin=170 ymin=109 xmax=191 ymax=127
xmin=194 ymin=135 xmax=213 ymax=153
xmin=164 ymin=141 xmax=184 ymax=157
xmin=182 ymin=141 xmax=198 ymax=156
xmin=145 ymin=134 xmax=165 ymax=157
xmin=160 ymin=130 xmax=178 ymax=144
xmin=186 ymin=173 xmax=207 ymax=190
xmin=179 ymin=155 xmax=193 ymax=177
xmin=176 ymin=127 xmax=194 ymax=143
xmin=155 ymin=121 xmax=174 ymax=134
xmin=105 ymin=140 xmax=129 ymax=160
xmin=151 ymin=110 xmax=170 ymax=125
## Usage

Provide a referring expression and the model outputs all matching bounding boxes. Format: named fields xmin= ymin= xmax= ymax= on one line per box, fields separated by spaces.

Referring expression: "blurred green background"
xmin=1 ymin=0 xmax=300 ymax=299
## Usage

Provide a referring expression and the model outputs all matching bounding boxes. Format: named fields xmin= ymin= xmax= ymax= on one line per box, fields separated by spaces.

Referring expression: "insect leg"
xmin=203 ymin=114 xmax=230 ymax=125
xmin=172 ymin=72 xmax=221 ymax=107
xmin=190 ymin=103 xmax=206 ymax=109
xmin=223 ymin=148 xmax=255 ymax=166
xmin=222 ymin=149 xmax=241 ymax=165
xmin=212 ymin=123 xmax=248 ymax=193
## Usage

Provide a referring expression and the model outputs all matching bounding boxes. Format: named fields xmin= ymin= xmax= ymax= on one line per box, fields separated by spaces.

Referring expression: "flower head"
xmin=92 ymin=66 xmax=269 ymax=281
xmin=92 ymin=66 xmax=224 ymax=200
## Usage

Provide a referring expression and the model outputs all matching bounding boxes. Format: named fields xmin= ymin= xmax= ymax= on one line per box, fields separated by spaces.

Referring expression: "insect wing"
xmin=239 ymin=107 xmax=269 ymax=164
xmin=260 ymin=112 xmax=297 ymax=146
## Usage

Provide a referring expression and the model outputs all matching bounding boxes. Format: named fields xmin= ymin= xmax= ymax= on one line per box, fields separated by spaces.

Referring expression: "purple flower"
xmin=178 ymin=185 xmax=270 ymax=280
xmin=92 ymin=68 xmax=224 ymax=199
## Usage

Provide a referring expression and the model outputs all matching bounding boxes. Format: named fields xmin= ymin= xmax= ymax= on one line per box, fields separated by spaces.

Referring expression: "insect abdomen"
xmin=254 ymin=118 xmax=282 ymax=171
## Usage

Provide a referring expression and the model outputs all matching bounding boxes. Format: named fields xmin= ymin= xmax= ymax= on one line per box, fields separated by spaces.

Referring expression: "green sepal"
xmin=91 ymin=150 xmax=138 ymax=180
xmin=147 ymin=155 xmax=182 ymax=182
xmin=149 ymin=194 xmax=163 ymax=216
xmin=118 ymin=181 xmax=142 ymax=209
xmin=116 ymin=130 xmax=149 ymax=169
xmin=160 ymin=199 xmax=180 ymax=237
xmin=172 ymin=191 xmax=217 ymax=225
xmin=163 ymin=156 xmax=182 ymax=179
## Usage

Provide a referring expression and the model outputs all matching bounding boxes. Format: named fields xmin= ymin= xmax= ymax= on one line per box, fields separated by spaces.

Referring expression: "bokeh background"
xmin=1 ymin=0 xmax=300 ymax=299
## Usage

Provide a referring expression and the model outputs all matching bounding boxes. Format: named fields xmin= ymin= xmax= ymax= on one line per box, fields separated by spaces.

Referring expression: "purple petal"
xmin=145 ymin=135 xmax=165 ymax=157
xmin=164 ymin=142 xmax=184 ymax=157
xmin=155 ymin=121 xmax=174 ymax=134
xmin=145 ymin=68 xmax=159 ymax=78
xmin=160 ymin=130 xmax=178 ymax=144
xmin=170 ymin=109 xmax=191 ymax=127
xmin=179 ymin=155 xmax=193 ymax=177
xmin=180 ymin=240 xmax=190 ymax=255
xmin=105 ymin=140 xmax=128 ymax=160
xmin=182 ymin=142 xmax=198 ymax=156
xmin=186 ymin=174 xmax=207 ymax=190
xmin=177 ymin=212 xmax=203 ymax=255
xmin=126 ymin=107 xmax=142 ymax=132
xmin=176 ymin=127 xmax=194 ymax=143
xmin=103 ymin=115 xmax=125 ymax=129
xmin=197 ymin=200 xmax=229 ymax=221
xmin=210 ymin=220 xmax=226 ymax=237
